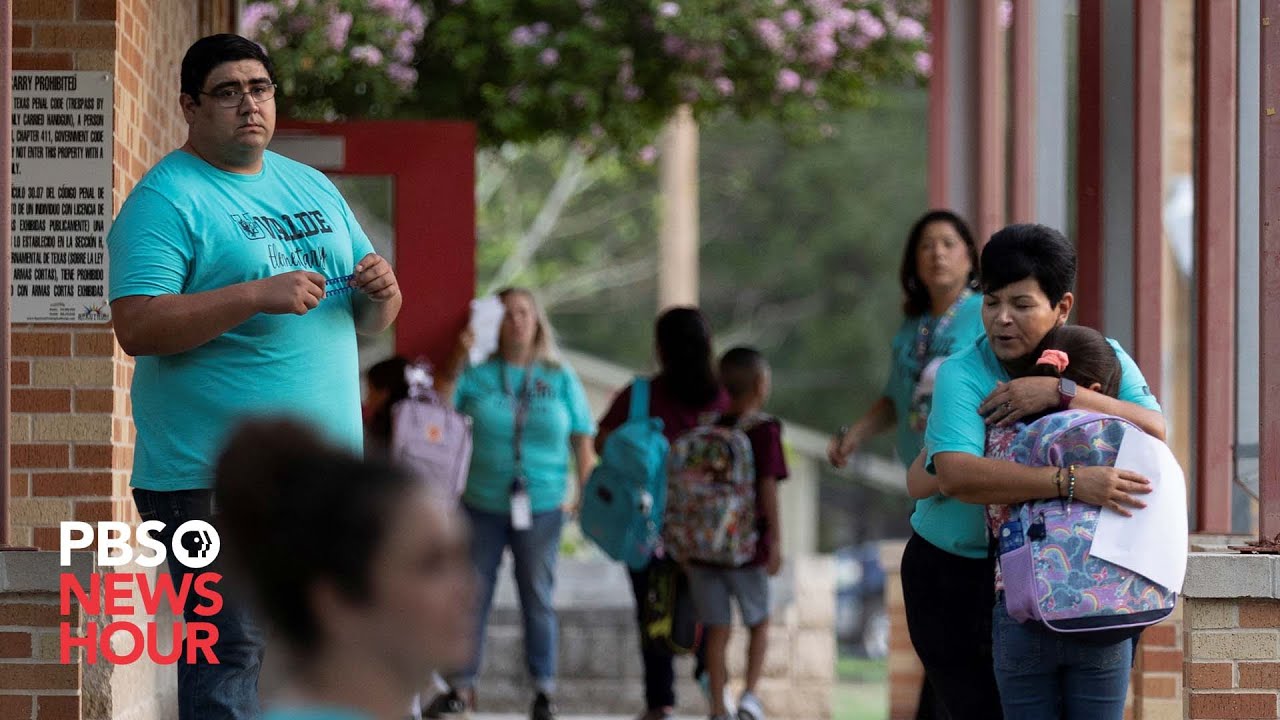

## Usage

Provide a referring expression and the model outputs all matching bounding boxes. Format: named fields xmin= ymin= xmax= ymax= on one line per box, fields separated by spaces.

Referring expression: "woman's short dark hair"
xmin=181 ymin=34 xmax=275 ymax=102
xmin=1030 ymin=325 xmax=1121 ymax=398
xmin=655 ymin=307 xmax=720 ymax=407
xmin=900 ymin=210 xmax=980 ymax=317
xmin=215 ymin=419 xmax=415 ymax=655
xmin=981 ymin=224 xmax=1077 ymax=305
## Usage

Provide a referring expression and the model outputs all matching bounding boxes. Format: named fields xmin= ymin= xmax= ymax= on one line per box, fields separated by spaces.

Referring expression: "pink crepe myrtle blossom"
xmin=351 ymin=45 xmax=383 ymax=65
xmin=776 ymin=68 xmax=802 ymax=92
xmin=327 ymin=11 xmax=353 ymax=49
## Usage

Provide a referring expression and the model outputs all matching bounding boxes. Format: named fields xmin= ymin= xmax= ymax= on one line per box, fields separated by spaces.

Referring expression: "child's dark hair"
xmin=181 ymin=34 xmax=275 ymax=102
xmin=655 ymin=307 xmax=720 ymax=406
xmin=719 ymin=346 xmax=768 ymax=399
xmin=214 ymin=419 xmax=415 ymax=654
xmin=981 ymin=223 xmax=1077 ymax=305
xmin=1029 ymin=325 xmax=1121 ymax=397
xmin=365 ymin=356 xmax=409 ymax=448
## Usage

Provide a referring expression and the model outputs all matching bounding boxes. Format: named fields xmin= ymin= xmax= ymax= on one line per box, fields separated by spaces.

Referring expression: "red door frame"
xmin=274 ymin=120 xmax=476 ymax=368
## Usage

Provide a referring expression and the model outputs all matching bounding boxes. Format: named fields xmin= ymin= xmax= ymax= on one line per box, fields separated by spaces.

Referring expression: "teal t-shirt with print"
xmin=454 ymin=359 xmax=596 ymax=514
xmin=882 ymin=292 xmax=985 ymax=467
xmin=108 ymin=150 xmax=375 ymax=490
xmin=920 ymin=333 xmax=1162 ymax=558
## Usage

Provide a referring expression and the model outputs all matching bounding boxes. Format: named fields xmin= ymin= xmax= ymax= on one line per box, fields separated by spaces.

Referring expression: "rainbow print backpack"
xmin=996 ymin=410 xmax=1177 ymax=640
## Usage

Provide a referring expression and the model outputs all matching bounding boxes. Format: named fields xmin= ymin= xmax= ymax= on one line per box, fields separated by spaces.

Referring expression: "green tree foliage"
xmin=488 ymin=88 xmax=928 ymax=450
xmin=243 ymin=0 xmax=929 ymax=152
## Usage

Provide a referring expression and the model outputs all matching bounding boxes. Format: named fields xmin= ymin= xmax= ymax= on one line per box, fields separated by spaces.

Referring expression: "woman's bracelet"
xmin=1053 ymin=467 xmax=1064 ymax=499
xmin=1067 ymin=464 xmax=1078 ymax=509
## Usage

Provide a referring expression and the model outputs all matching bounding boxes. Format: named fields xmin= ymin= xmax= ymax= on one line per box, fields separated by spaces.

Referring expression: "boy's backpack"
xmin=580 ymin=378 xmax=670 ymax=570
xmin=662 ymin=414 xmax=763 ymax=567
xmin=997 ymin=410 xmax=1177 ymax=641
xmin=390 ymin=363 xmax=473 ymax=500
xmin=640 ymin=556 xmax=701 ymax=655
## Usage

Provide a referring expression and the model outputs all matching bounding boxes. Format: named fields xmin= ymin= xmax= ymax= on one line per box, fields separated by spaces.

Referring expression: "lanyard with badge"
xmin=501 ymin=361 xmax=534 ymax=531
xmin=907 ymin=287 xmax=973 ymax=431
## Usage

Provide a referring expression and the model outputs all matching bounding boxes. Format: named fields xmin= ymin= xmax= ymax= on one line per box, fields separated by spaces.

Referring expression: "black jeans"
xmin=900 ymin=532 xmax=1003 ymax=720
xmin=133 ymin=488 xmax=265 ymax=720
xmin=628 ymin=561 xmax=706 ymax=710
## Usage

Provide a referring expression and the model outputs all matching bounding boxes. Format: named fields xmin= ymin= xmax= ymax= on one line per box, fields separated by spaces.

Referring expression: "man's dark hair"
xmin=900 ymin=209 xmax=980 ymax=317
xmin=215 ymin=419 xmax=414 ymax=654
xmin=718 ymin=346 xmax=768 ymax=400
xmin=181 ymin=34 xmax=275 ymax=103
xmin=980 ymin=223 xmax=1077 ymax=305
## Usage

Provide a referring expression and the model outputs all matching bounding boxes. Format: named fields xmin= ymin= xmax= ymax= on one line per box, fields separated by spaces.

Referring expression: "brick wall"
xmin=1186 ymin=598 xmax=1280 ymax=720
xmin=1130 ymin=606 xmax=1185 ymax=720
xmin=4 ymin=2 xmax=233 ymax=718
xmin=0 ymin=594 xmax=83 ymax=720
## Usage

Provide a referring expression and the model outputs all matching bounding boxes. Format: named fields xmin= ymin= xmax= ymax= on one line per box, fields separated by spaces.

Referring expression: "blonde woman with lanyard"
xmin=828 ymin=210 xmax=989 ymax=718
xmin=425 ymin=288 xmax=596 ymax=720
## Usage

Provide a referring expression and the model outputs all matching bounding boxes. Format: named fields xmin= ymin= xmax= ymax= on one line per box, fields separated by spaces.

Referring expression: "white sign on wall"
xmin=9 ymin=71 xmax=113 ymax=323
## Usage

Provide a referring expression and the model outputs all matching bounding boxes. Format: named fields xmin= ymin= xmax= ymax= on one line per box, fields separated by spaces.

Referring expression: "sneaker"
xmin=709 ymin=714 xmax=735 ymax=720
xmin=696 ymin=671 xmax=735 ymax=716
xmin=737 ymin=691 xmax=766 ymax=720
xmin=530 ymin=692 xmax=557 ymax=720
xmin=422 ymin=689 xmax=469 ymax=719
xmin=634 ymin=710 xmax=675 ymax=720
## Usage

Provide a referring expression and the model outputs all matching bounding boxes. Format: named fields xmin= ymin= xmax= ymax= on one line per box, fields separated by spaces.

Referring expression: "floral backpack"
xmin=662 ymin=414 xmax=763 ymax=567
xmin=996 ymin=410 xmax=1177 ymax=640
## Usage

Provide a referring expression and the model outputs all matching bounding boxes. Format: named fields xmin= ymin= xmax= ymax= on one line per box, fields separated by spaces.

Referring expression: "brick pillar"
xmin=1129 ymin=604 xmax=1184 ymax=720
xmin=881 ymin=541 xmax=925 ymax=720
xmin=5 ymin=1 xmax=231 ymax=718
xmin=0 ymin=552 xmax=94 ymax=720
xmin=1183 ymin=553 xmax=1280 ymax=720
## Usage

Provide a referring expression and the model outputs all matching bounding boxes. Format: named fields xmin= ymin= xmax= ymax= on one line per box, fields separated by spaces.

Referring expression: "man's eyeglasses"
xmin=200 ymin=84 xmax=277 ymax=108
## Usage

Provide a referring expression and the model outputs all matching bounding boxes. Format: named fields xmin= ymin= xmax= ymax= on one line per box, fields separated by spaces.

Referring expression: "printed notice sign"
xmin=10 ymin=72 xmax=113 ymax=323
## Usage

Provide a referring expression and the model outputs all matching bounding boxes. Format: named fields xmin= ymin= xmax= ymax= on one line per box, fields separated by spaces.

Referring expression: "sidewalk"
xmin=472 ymin=716 xmax=699 ymax=720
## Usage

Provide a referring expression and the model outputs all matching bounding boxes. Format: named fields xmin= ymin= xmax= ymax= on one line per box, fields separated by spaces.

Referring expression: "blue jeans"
xmin=451 ymin=504 xmax=563 ymax=694
xmin=133 ymin=489 xmax=265 ymax=720
xmin=992 ymin=601 xmax=1132 ymax=720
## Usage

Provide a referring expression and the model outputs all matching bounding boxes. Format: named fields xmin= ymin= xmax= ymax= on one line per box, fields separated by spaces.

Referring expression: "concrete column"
xmin=658 ymin=105 xmax=699 ymax=309
xmin=1237 ymin=0 xmax=1261 ymax=534
xmin=1033 ymin=0 xmax=1070 ymax=231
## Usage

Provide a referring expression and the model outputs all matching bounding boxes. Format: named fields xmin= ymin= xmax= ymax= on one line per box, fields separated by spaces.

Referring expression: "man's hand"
xmin=253 ymin=271 xmax=326 ymax=315
xmin=351 ymin=253 xmax=400 ymax=302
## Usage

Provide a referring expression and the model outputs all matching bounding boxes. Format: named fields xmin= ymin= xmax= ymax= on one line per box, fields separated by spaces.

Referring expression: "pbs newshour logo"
xmin=59 ymin=520 xmax=224 ymax=665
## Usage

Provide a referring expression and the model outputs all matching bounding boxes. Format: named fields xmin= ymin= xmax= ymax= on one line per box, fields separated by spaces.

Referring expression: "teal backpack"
xmin=580 ymin=378 xmax=670 ymax=570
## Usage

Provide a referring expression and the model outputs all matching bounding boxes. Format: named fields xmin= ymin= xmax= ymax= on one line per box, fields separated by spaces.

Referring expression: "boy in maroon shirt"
xmin=686 ymin=347 xmax=788 ymax=720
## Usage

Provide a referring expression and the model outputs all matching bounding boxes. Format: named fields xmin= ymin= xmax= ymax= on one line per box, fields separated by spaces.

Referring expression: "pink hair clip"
xmin=1037 ymin=349 xmax=1069 ymax=373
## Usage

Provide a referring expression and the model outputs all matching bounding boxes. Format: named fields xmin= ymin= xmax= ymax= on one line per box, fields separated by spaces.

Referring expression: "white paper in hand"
xmin=469 ymin=295 xmax=504 ymax=366
xmin=1089 ymin=429 xmax=1189 ymax=592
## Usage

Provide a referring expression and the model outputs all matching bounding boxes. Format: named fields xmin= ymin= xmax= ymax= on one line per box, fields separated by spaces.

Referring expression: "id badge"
xmin=511 ymin=479 xmax=532 ymax=531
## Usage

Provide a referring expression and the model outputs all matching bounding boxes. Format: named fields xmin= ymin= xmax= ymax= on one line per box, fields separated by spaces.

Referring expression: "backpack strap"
xmin=629 ymin=377 xmax=651 ymax=421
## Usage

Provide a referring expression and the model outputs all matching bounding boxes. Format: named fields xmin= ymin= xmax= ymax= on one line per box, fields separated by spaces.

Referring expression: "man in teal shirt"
xmin=107 ymin=35 xmax=401 ymax=720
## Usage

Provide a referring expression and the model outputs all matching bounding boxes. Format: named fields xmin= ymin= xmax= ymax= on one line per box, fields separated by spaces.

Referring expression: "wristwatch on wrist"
xmin=1058 ymin=377 xmax=1078 ymax=410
